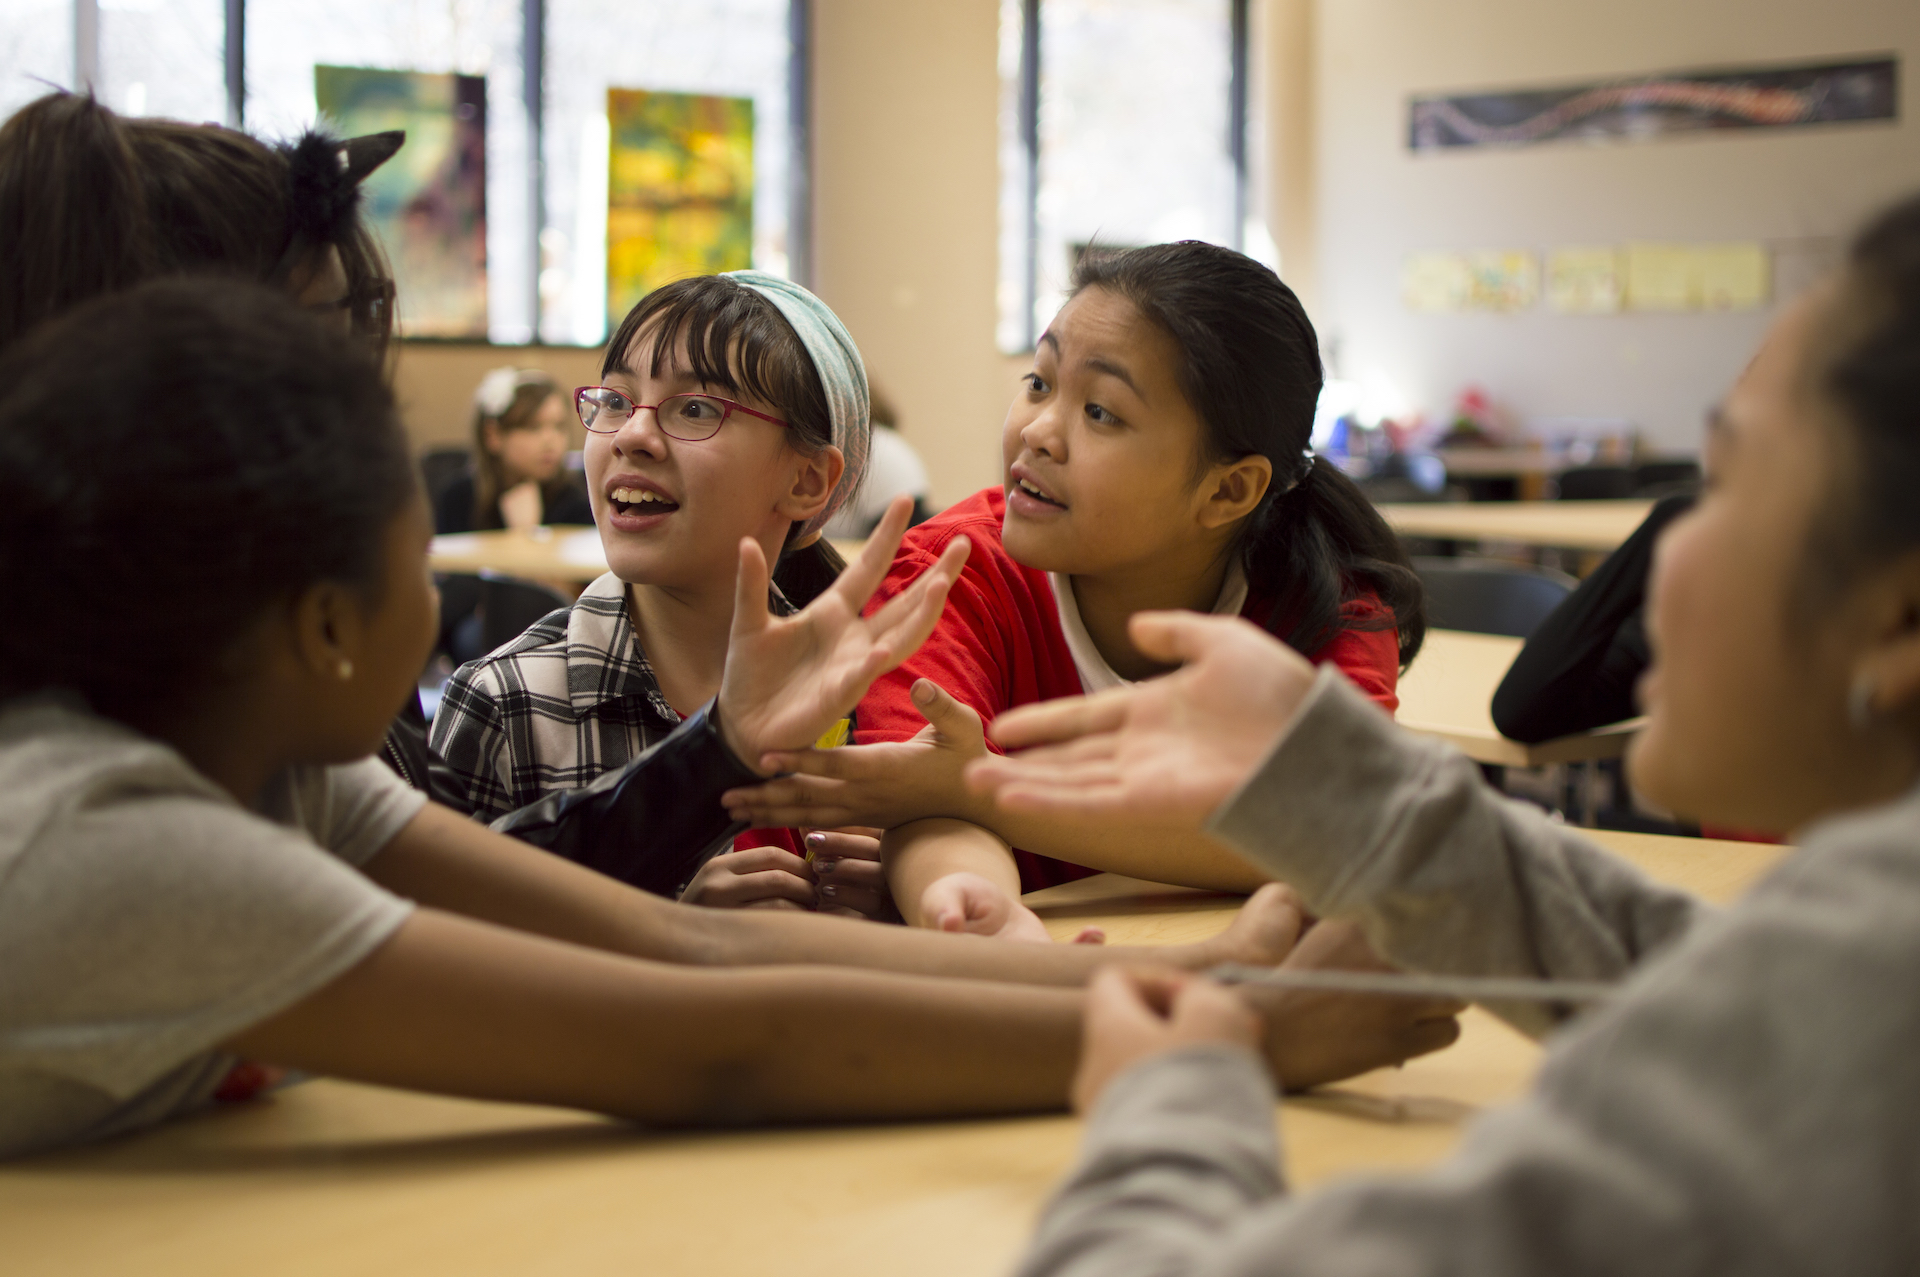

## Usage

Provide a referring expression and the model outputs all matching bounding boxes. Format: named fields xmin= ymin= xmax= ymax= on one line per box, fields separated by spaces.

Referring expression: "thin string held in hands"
xmin=1208 ymin=964 xmax=1619 ymax=1007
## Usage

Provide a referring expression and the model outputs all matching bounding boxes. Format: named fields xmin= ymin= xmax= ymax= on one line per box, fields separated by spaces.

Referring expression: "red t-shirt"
xmin=857 ymin=487 xmax=1402 ymax=891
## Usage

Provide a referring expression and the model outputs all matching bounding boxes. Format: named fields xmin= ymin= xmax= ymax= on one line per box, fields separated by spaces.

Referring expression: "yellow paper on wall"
xmin=1465 ymin=250 xmax=1539 ymax=312
xmin=1403 ymin=251 xmax=1471 ymax=312
xmin=1695 ymin=243 xmax=1769 ymax=310
xmin=1625 ymin=243 xmax=1697 ymax=311
xmin=1546 ymin=247 xmax=1623 ymax=313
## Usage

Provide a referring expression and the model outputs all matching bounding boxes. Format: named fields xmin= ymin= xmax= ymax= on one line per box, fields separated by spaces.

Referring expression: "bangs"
xmin=601 ymin=276 xmax=828 ymax=445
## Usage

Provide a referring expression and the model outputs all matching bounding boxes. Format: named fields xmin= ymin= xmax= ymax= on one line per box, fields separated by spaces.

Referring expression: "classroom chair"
xmin=1412 ymin=557 xmax=1577 ymax=639
xmin=476 ymin=574 xmax=571 ymax=653
xmin=1552 ymin=465 xmax=1637 ymax=500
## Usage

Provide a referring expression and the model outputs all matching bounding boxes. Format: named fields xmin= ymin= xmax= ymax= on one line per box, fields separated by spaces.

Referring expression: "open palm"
xmin=718 ymin=496 xmax=970 ymax=773
xmin=965 ymin=612 xmax=1320 ymax=826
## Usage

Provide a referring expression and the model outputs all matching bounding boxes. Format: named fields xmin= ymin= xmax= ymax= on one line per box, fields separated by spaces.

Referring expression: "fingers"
xmin=1126 ymin=610 xmax=1243 ymax=667
xmin=986 ymin=687 xmax=1131 ymax=750
xmin=681 ymin=846 xmax=817 ymax=909
xmin=919 ymin=871 xmax=1012 ymax=937
xmin=1170 ymin=978 xmax=1266 ymax=1048
xmin=729 ymin=536 xmax=773 ymax=641
xmin=855 ymin=537 xmax=971 ymax=682
xmin=804 ymin=829 xmax=883 ymax=861
xmin=831 ymin=495 xmax=915 ymax=611
xmin=909 ymin=678 xmax=985 ymax=741
xmin=1071 ymin=927 xmax=1108 ymax=945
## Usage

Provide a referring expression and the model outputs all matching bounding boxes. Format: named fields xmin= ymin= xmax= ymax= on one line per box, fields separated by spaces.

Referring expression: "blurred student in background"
xmin=433 ymin=367 xmax=593 ymax=534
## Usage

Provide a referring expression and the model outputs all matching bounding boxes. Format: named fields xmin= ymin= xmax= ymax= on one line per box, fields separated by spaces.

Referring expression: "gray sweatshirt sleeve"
xmin=1021 ymin=793 xmax=1920 ymax=1277
xmin=1207 ymin=668 xmax=1704 ymax=1038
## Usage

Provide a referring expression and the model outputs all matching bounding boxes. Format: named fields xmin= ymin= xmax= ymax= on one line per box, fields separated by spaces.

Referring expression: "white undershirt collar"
xmin=1047 ymin=560 xmax=1249 ymax=694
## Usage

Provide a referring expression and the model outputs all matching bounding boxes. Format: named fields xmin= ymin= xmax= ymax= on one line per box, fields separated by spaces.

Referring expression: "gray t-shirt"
xmin=0 ymin=694 xmax=425 ymax=1158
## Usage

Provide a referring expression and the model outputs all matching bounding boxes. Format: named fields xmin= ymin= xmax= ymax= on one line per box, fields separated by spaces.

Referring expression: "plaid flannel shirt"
xmin=430 ymin=571 xmax=795 ymax=822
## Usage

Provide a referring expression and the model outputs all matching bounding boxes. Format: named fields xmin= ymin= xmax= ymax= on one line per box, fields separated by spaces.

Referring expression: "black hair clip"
xmin=267 ymin=129 xmax=404 ymax=286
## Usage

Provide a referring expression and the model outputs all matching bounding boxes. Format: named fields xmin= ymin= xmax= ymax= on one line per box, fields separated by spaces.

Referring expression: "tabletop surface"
xmin=1379 ymin=499 xmax=1654 ymax=551
xmin=1396 ymin=629 xmax=1641 ymax=766
xmin=1 ymin=831 xmax=1787 ymax=1277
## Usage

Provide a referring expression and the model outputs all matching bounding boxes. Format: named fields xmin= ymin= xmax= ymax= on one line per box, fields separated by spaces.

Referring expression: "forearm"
xmin=1208 ymin=669 xmax=1704 ymax=1036
xmin=884 ymin=817 xmax=1023 ymax=927
xmin=973 ymin=809 xmax=1271 ymax=893
xmin=227 ymin=909 xmax=1084 ymax=1125
xmin=369 ymin=805 xmax=1253 ymax=988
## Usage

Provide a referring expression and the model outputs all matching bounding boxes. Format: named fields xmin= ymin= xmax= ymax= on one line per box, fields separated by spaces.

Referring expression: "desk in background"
xmin=1397 ymin=629 xmax=1640 ymax=768
xmin=1 ymin=832 xmax=1786 ymax=1277
xmin=1379 ymin=500 xmax=1653 ymax=555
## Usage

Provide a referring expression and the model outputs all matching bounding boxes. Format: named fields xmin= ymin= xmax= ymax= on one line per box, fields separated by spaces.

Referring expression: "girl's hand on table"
xmin=681 ymin=845 xmax=817 ymax=910
xmin=918 ymin=871 xmax=1106 ymax=945
xmin=718 ymin=497 xmax=969 ymax=775
xmin=498 ymin=479 xmax=544 ymax=531
xmin=1245 ymin=918 xmax=1464 ymax=1091
xmin=966 ymin=611 xmax=1318 ymax=827
xmin=1072 ymin=966 xmax=1263 ymax=1112
xmin=806 ymin=828 xmax=896 ymax=920
xmin=723 ymin=678 xmax=988 ymax=830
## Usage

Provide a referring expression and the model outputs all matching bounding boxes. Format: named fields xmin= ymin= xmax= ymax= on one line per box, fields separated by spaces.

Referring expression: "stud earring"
xmin=1847 ymin=670 xmax=1877 ymax=732
xmin=337 ymin=658 xmax=354 ymax=682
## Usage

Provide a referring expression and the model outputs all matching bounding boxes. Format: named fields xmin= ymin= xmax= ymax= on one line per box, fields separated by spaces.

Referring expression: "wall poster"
xmin=606 ymin=88 xmax=754 ymax=328
xmin=315 ymin=66 xmax=488 ymax=338
xmin=1410 ymin=57 xmax=1897 ymax=153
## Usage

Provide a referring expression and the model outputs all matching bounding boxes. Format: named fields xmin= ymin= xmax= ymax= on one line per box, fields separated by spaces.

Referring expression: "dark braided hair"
xmin=1071 ymin=242 xmax=1425 ymax=666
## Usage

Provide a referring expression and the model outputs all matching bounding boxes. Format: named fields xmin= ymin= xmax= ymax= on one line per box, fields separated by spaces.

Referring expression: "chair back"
xmin=1632 ymin=459 xmax=1701 ymax=498
xmin=1413 ymin=557 xmax=1577 ymax=639
xmin=477 ymin=574 xmax=570 ymax=652
xmin=1553 ymin=465 xmax=1636 ymax=500
xmin=420 ymin=448 xmax=474 ymax=503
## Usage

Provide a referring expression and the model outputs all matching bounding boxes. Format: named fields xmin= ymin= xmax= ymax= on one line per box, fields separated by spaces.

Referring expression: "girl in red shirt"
xmin=726 ymin=242 xmax=1425 ymax=939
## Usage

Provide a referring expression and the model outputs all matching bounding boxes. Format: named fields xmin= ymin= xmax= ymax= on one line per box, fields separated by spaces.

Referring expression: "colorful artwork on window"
xmin=605 ymin=88 xmax=754 ymax=328
xmin=315 ymin=65 xmax=488 ymax=338
xmin=1410 ymin=57 xmax=1897 ymax=153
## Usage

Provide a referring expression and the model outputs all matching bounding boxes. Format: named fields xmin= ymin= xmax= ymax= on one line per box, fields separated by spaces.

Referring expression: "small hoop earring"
xmin=1847 ymin=671 xmax=1877 ymax=732
xmin=337 ymin=658 xmax=354 ymax=682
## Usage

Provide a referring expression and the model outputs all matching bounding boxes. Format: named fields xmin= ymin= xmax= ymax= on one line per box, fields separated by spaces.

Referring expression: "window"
xmin=0 ymin=0 xmax=803 ymax=347
xmin=247 ymin=0 xmax=533 ymax=342
xmin=998 ymin=0 xmax=1256 ymax=352
xmin=540 ymin=0 xmax=796 ymax=345
xmin=0 ymin=0 xmax=72 ymax=121
xmin=100 ymin=0 xmax=225 ymax=124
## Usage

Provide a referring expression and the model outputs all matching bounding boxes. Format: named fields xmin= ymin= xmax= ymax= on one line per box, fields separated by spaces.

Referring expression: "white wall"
xmin=1314 ymin=0 xmax=1920 ymax=451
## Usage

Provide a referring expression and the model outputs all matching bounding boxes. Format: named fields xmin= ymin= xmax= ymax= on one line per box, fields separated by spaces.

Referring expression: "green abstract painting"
xmin=607 ymin=88 xmax=753 ymax=327
xmin=316 ymin=65 xmax=488 ymax=338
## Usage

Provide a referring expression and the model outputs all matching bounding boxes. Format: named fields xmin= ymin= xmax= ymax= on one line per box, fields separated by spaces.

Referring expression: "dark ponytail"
xmin=0 ymin=90 xmax=396 ymax=357
xmin=1071 ymin=242 xmax=1425 ymax=666
xmin=0 ymin=93 xmax=155 ymax=351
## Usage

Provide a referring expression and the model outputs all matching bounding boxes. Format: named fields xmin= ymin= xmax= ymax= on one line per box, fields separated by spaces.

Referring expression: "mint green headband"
xmin=723 ymin=270 xmax=871 ymax=540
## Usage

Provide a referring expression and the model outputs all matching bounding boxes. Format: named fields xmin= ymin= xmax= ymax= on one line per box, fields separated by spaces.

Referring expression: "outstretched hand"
xmin=718 ymin=496 xmax=969 ymax=774
xmin=722 ymin=678 xmax=988 ymax=829
xmin=964 ymin=612 xmax=1319 ymax=828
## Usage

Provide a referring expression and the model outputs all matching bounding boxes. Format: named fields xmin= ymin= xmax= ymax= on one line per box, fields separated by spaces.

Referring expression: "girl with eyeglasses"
xmin=722 ymin=242 xmax=1426 ymax=943
xmin=432 ymin=274 xmax=904 ymax=916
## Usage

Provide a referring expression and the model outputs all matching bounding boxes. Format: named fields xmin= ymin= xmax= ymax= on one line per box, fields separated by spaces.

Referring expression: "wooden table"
xmin=1398 ymin=629 xmax=1641 ymax=767
xmin=1380 ymin=500 xmax=1654 ymax=553
xmin=0 ymin=832 xmax=1785 ymax=1277
xmin=428 ymin=528 xmax=870 ymax=585
xmin=429 ymin=525 xmax=608 ymax=583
